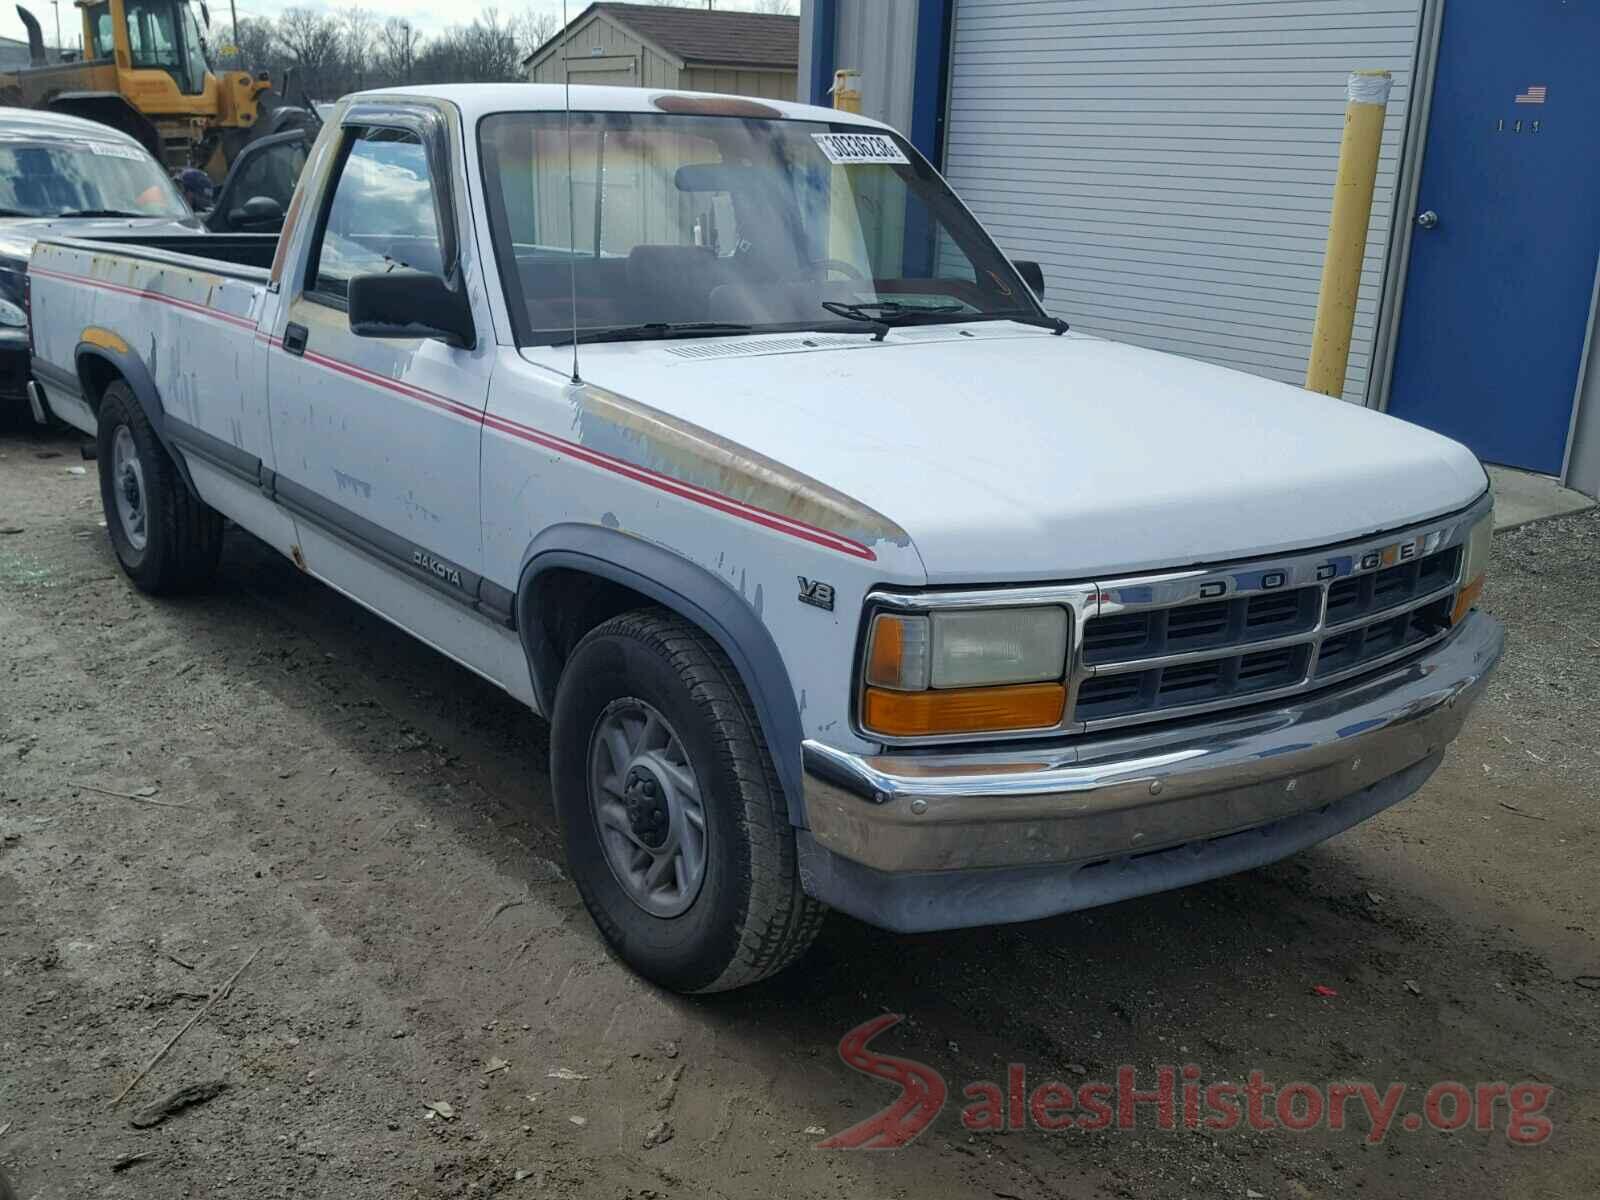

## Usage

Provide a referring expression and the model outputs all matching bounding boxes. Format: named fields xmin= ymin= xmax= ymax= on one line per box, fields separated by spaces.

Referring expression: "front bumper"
xmin=798 ymin=611 xmax=1503 ymax=932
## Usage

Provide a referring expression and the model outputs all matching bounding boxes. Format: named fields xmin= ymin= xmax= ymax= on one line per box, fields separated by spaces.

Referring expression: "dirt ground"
xmin=1 ymin=425 xmax=1597 ymax=1200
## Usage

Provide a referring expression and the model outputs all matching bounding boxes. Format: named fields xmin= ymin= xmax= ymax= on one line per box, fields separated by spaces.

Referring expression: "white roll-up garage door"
xmin=943 ymin=0 xmax=1424 ymax=403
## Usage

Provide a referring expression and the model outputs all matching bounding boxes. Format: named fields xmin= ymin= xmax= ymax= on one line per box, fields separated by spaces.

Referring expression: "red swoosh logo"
xmin=819 ymin=1014 xmax=947 ymax=1149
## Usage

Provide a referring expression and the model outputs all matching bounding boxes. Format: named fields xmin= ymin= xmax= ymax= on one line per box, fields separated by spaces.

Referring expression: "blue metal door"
xmin=1386 ymin=1 xmax=1600 ymax=474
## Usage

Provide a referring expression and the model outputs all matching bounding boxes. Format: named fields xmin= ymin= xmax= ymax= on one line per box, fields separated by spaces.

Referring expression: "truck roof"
xmin=345 ymin=83 xmax=890 ymax=131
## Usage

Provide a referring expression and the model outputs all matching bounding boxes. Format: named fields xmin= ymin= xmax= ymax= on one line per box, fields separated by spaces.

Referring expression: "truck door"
xmin=265 ymin=104 xmax=494 ymax=621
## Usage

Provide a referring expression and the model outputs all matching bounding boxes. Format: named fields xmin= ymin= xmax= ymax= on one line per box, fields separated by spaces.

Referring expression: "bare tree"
xmin=276 ymin=7 xmax=344 ymax=100
xmin=378 ymin=16 xmax=425 ymax=86
xmin=637 ymin=1 xmax=796 ymax=11
xmin=445 ymin=7 xmax=522 ymax=83
xmin=513 ymin=6 xmax=560 ymax=62
xmin=226 ymin=15 xmax=280 ymax=77
xmin=339 ymin=7 xmax=377 ymax=92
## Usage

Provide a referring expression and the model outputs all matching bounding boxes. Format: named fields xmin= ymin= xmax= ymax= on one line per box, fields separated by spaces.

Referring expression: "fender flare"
xmin=517 ymin=524 xmax=809 ymax=828
xmin=74 ymin=340 xmax=199 ymax=498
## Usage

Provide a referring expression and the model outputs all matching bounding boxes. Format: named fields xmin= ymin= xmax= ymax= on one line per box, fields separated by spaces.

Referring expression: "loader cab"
xmin=84 ymin=0 xmax=212 ymax=96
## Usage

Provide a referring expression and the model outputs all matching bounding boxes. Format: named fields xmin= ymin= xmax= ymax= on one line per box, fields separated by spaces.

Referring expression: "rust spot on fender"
xmin=290 ymin=544 xmax=307 ymax=571
xmin=81 ymin=326 xmax=129 ymax=354
xmin=575 ymin=384 xmax=910 ymax=550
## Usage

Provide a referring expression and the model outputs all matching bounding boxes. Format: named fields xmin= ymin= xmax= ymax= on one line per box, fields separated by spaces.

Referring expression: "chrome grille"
xmin=1082 ymin=588 xmax=1319 ymax=664
xmin=1072 ymin=543 xmax=1463 ymax=730
xmin=858 ymin=496 xmax=1488 ymax=747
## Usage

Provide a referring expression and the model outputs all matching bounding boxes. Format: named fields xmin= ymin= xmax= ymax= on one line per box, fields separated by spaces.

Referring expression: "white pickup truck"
xmin=27 ymin=85 xmax=1503 ymax=993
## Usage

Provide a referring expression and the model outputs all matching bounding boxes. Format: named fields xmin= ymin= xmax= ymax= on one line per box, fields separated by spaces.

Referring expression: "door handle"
xmin=1415 ymin=210 xmax=1439 ymax=230
xmin=283 ymin=322 xmax=308 ymax=356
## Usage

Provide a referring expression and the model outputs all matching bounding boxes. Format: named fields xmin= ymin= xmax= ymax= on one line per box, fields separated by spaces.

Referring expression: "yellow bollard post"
xmin=1306 ymin=70 xmax=1392 ymax=397
xmin=831 ymin=68 xmax=862 ymax=113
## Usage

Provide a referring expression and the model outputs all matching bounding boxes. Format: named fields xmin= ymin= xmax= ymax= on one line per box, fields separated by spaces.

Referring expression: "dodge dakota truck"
xmin=26 ymin=85 xmax=1503 ymax=994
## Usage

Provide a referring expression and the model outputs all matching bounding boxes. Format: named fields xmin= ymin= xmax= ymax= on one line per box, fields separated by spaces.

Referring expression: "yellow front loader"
xmin=0 ymin=0 xmax=315 ymax=182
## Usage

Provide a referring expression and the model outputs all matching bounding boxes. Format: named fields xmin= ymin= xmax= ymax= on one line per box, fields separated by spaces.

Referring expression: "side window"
xmin=310 ymin=128 xmax=443 ymax=302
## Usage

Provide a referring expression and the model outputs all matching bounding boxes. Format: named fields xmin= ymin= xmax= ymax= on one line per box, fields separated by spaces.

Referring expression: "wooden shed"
xmin=522 ymin=2 xmax=799 ymax=101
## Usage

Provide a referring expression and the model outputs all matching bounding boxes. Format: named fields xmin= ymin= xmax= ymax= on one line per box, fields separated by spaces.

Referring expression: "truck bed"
xmin=41 ymin=231 xmax=279 ymax=279
xmin=27 ymin=235 xmax=271 ymax=439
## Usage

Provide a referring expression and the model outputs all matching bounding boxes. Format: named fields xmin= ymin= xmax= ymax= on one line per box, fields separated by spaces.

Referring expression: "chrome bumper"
xmin=798 ymin=612 xmax=1503 ymax=931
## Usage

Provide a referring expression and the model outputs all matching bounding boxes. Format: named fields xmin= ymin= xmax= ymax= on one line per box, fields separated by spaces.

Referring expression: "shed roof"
xmin=525 ymin=3 xmax=800 ymax=71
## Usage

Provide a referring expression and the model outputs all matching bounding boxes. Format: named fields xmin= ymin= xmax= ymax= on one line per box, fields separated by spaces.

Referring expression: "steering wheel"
xmin=810 ymin=258 xmax=866 ymax=282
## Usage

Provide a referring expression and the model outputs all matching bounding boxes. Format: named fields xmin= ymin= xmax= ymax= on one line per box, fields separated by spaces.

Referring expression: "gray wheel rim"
xmin=587 ymin=698 xmax=708 ymax=918
xmin=111 ymin=425 xmax=148 ymax=552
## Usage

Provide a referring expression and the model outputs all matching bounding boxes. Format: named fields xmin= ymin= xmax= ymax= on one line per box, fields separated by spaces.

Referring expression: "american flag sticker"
xmin=1514 ymin=85 xmax=1548 ymax=104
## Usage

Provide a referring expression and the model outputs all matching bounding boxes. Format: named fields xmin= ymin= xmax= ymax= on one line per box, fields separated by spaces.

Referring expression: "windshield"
xmin=0 ymin=139 xmax=188 ymax=219
xmin=478 ymin=111 xmax=1043 ymax=343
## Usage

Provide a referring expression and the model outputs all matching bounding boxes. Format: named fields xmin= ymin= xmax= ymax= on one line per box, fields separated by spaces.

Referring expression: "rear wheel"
xmin=551 ymin=609 xmax=824 ymax=993
xmin=96 ymin=382 xmax=222 ymax=594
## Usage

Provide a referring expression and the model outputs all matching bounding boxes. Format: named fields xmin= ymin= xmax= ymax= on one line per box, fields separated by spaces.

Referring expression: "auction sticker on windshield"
xmin=82 ymin=141 xmax=147 ymax=161
xmin=812 ymin=132 xmax=909 ymax=165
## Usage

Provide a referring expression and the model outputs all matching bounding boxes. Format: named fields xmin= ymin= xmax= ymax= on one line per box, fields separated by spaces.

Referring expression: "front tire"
xmin=96 ymin=382 xmax=222 ymax=594
xmin=551 ymin=609 xmax=824 ymax=993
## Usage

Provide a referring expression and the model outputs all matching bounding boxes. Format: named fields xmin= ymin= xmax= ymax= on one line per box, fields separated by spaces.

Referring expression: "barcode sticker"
xmin=812 ymin=132 xmax=909 ymax=165
xmin=83 ymin=140 xmax=148 ymax=161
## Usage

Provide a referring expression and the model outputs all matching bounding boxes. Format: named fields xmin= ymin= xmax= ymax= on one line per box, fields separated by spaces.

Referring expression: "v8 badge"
xmin=798 ymin=577 xmax=835 ymax=612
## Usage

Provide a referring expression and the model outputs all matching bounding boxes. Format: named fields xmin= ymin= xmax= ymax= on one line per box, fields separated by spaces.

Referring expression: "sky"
xmin=1 ymin=1 xmax=790 ymax=53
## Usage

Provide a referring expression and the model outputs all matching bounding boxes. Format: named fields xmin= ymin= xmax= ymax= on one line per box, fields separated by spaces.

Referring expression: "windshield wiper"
xmin=0 ymin=207 xmax=37 ymax=218
xmin=821 ymin=300 xmax=964 ymax=342
xmin=548 ymin=321 xmax=754 ymax=346
xmin=822 ymin=300 xmax=1069 ymax=340
xmin=55 ymin=208 xmax=147 ymax=219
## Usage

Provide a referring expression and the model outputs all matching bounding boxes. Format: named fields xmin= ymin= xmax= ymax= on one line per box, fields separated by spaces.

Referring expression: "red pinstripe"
xmin=268 ymin=341 xmax=878 ymax=562
xmin=31 ymin=266 xmax=259 ymax=331
xmin=40 ymin=267 xmax=876 ymax=560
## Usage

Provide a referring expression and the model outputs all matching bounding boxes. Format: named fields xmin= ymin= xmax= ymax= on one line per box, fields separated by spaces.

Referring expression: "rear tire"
xmin=96 ymin=382 xmax=222 ymax=594
xmin=551 ymin=609 xmax=824 ymax=993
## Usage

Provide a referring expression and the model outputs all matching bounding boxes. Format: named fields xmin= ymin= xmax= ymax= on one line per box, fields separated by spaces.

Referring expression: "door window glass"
xmin=310 ymin=128 xmax=443 ymax=300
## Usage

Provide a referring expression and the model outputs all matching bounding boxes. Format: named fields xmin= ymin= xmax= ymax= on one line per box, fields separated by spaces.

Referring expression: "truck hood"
xmin=526 ymin=324 xmax=1488 ymax=583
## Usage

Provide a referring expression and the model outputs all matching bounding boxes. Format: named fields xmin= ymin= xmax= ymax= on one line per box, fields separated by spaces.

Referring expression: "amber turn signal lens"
xmin=1451 ymin=573 xmax=1485 ymax=625
xmin=866 ymin=613 xmax=905 ymax=683
xmin=862 ymin=683 xmax=1066 ymax=737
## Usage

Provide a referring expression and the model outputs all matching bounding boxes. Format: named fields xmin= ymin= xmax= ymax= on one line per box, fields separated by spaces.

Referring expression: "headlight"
xmin=861 ymin=606 xmax=1069 ymax=737
xmin=0 ymin=297 xmax=25 ymax=328
xmin=1452 ymin=504 xmax=1493 ymax=623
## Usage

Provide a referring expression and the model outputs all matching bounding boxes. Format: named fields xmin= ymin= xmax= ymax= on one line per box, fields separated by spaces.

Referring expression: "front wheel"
xmin=551 ymin=610 xmax=824 ymax=993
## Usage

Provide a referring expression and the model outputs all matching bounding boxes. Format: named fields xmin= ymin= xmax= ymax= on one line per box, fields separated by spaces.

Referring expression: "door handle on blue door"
xmin=1415 ymin=210 xmax=1439 ymax=230
xmin=283 ymin=323 xmax=308 ymax=356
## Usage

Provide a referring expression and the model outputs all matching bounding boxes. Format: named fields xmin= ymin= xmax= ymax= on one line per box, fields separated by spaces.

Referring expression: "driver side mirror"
xmin=1013 ymin=260 xmax=1045 ymax=297
xmin=348 ymin=270 xmax=475 ymax=350
xmin=227 ymin=194 xmax=284 ymax=232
